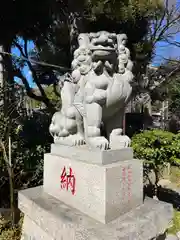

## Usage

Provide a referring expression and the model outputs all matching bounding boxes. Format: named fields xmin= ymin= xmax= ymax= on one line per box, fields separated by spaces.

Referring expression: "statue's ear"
xmin=117 ymin=34 xmax=127 ymax=49
xmin=109 ymin=33 xmax=116 ymax=39
xmin=78 ymin=33 xmax=90 ymax=48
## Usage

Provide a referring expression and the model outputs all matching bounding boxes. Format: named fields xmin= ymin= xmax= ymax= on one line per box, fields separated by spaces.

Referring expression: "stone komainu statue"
xmin=49 ymin=31 xmax=134 ymax=150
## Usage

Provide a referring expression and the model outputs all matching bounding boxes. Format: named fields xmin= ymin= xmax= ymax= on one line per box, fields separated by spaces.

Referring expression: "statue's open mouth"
xmin=90 ymin=45 xmax=116 ymax=60
xmin=90 ymin=45 xmax=115 ymax=52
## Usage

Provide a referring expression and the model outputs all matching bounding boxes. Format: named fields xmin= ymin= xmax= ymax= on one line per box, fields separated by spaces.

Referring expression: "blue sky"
xmin=12 ymin=40 xmax=35 ymax=87
xmin=152 ymin=0 xmax=180 ymax=65
xmin=153 ymin=32 xmax=180 ymax=66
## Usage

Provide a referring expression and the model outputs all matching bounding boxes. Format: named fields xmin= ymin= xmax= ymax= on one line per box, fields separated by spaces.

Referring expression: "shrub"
xmin=131 ymin=129 xmax=180 ymax=186
xmin=0 ymin=214 xmax=23 ymax=240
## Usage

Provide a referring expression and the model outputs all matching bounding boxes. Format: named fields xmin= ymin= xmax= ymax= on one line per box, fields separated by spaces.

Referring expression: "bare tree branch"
xmin=13 ymin=39 xmax=56 ymax=113
xmin=149 ymin=63 xmax=180 ymax=91
xmin=13 ymin=68 xmax=48 ymax=102
xmin=149 ymin=0 xmax=180 ymax=48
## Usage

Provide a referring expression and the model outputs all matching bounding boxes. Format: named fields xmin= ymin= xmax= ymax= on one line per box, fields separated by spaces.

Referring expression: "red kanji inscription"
xmin=60 ymin=166 xmax=76 ymax=195
xmin=122 ymin=167 xmax=126 ymax=201
xmin=121 ymin=165 xmax=132 ymax=202
xmin=127 ymin=165 xmax=132 ymax=202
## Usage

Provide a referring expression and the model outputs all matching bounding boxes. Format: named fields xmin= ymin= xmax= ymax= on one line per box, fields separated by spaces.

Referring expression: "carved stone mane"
xmin=49 ymin=31 xmax=134 ymax=150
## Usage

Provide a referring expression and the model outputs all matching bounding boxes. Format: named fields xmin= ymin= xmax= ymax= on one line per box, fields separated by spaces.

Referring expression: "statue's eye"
xmin=110 ymin=33 xmax=116 ymax=39
xmin=90 ymin=33 xmax=96 ymax=39
xmin=94 ymin=32 xmax=100 ymax=38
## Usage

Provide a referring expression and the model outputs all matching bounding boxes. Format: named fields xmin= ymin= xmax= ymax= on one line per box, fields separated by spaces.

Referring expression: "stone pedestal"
xmin=18 ymin=144 xmax=174 ymax=240
xmin=19 ymin=186 xmax=173 ymax=240
xmin=44 ymin=145 xmax=143 ymax=224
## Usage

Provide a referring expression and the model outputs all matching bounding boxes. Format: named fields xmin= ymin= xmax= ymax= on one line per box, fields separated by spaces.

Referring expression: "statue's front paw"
xmin=54 ymin=133 xmax=85 ymax=146
xmin=110 ymin=129 xmax=131 ymax=149
xmin=110 ymin=134 xmax=131 ymax=149
xmin=87 ymin=136 xmax=109 ymax=150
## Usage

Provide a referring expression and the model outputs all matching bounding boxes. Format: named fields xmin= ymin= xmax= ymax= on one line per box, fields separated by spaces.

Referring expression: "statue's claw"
xmin=72 ymin=134 xmax=85 ymax=146
xmin=54 ymin=134 xmax=85 ymax=146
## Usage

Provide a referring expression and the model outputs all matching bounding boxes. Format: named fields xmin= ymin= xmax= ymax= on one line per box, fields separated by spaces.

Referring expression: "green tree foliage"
xmin=132 ymin=56 xmax=180 ymax=113
xmin=166 ymin=64 xmax=180 ymax=132
xmin=166 ymin=61 xmax=180 ymax=116
xmin=0 ymin=0 xmax=60 ymax=115
xmin=0 ymin=84 xmax=52 ymax=225
xmin=0 ymin=110 xmax=52 ymax=213
xmin=0 ymin=0 xmax=178 ymax=113
xmin=9 ymin=0 xmax=164 ymax=112
xmin=169 ymin=77 xmax=180 ymax=116
xmin=148 ymin=60 xmax=180 ymax=130
xmin=31 ymin=0 xmax=180 ymax=111
xmin=9 ymin=0 xmax=180 ymax=112
xmin=0 ymin=0 xmax=56 ymax=44
xmin=22 ymin=85 xmax=61 ymax=110
xmin=44 ymin=85 xmax=61 ymax=107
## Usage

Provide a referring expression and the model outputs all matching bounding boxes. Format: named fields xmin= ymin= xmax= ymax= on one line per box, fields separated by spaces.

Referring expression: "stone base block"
xmin=44 ymin=153 xmax=143 ymax=223
xmin=18 ymin=186 xmax=173 ymax=240
xmin=21 ymin=215 xmax=53 ymax=240
xmin=51 ymin=144 xmax=134 ymax=165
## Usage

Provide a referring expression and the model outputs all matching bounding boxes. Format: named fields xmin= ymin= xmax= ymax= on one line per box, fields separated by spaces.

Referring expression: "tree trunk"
xmin=2 ymin=39 xmax=20 ymax=226
xmin=154 ymin=167 xmax=159 ymax=199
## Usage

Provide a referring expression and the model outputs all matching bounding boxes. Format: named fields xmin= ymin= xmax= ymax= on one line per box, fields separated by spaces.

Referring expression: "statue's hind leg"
xmin=57 ymin=109 xmax=85 ymax=146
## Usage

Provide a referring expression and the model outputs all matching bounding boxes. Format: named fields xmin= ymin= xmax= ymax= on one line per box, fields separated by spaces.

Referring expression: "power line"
xmin=0 ymin=51 xmax=71 ymax=72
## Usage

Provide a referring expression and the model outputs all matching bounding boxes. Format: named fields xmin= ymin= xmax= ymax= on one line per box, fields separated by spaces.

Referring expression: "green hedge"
xmin=132 ymin=129 xmax=180 ymax=166
xmin=131 ymin=130 xmax=180 ymax=184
